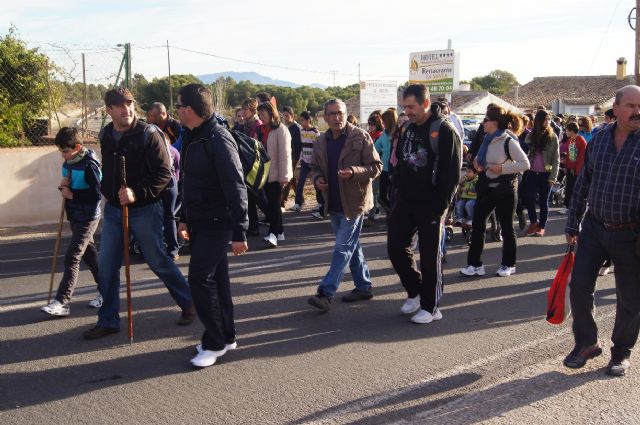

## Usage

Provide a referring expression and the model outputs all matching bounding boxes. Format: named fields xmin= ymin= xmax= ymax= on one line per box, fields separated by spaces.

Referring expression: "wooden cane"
xmin=120 ymin=156 xmax=134 ymax=345
xmin=48 ymin=168 xmax=70 ymax=303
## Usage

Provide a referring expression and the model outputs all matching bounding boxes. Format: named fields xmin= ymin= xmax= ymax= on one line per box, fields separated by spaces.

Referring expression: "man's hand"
xmin=59 ymin=176 xmax=70 ymax=188
xmin=315 ymin=177 xmax=328 ymax=191
xmin=118 ymin=187 xmax=136 ymax=206
xmin=178 ymin=223 xmax=190 ymax=240
xmin=338 ymin=168 xmax=353 ymax=180
xmin=231 ymin=241 xmax=248 ymax=256
xmin=488 ymin=164 xmax=502 ymax=174
xmin=565 ymin=233 xmax=577 ymax=245
xmin=473 ymin=159 xmax=484 ymax=173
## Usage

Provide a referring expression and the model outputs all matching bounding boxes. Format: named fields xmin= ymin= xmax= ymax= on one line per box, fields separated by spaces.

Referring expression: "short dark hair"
xmin=178 ymin=84 xmax=213 ymax=119
xmin=299 ymin=111 xmax=312 ymax=121
xmin=565 ymin=122 xmax=579 ymax=133
xmin=54 ymin=127 xmax=82 ymax=149
xmin=282 ymin=106 xmax=294 ymax=115
xmin=604 ymin=108 xmax=615 ymax=119
xmin=402 ymin=84 xmax=429 ymax=104
xmin=256 ymin=92 xmax=272 ymax=103
xmin=104 ymin=87 xmax=134 ymax=107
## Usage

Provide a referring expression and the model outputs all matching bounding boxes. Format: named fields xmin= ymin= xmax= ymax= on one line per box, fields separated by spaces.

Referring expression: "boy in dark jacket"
xmin=41 ymin=127 xmax=102 ymax=316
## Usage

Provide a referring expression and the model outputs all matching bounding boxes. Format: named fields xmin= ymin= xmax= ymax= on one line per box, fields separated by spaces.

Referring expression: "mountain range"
xmin=197 ymin=71 xmax=327 ymax=89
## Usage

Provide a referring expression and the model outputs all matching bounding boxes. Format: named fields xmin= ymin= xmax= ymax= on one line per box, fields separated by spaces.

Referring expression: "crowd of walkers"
xmin=38 ymin=82 xmax=640 ymax=377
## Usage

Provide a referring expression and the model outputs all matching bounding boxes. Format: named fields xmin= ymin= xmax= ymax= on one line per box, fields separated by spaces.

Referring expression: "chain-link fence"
xmin=0 ymin=34 xmax=125 ymax=146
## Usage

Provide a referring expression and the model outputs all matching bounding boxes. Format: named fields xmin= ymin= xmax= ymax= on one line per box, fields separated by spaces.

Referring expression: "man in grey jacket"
xmin=307 ymin=99 xmax=382 ymax=312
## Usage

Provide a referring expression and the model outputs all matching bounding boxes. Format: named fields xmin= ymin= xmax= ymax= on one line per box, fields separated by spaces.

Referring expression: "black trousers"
xmin=564 ymin=169 xmax=576 ymax=209
xmin=570 ymin=215 xmax=640 ymax=358
xmin=388 ymin=201 xmax=443 ymax=312
xmin=187 ymin=223 xmax=235 ymax=351
xmin=467 ymin=183 xmax=517 ymax=267
xmin=264 ymin=182 xmax=284 ymax=235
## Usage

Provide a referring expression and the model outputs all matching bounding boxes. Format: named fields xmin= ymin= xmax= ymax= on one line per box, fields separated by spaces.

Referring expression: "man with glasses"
xmin=175 ymin=84 xmax=248 ymax=367
xmin=307 ymin=99 xmax=382 ymax=311
xmin=82 ymin=87 xmax=195 ymax=340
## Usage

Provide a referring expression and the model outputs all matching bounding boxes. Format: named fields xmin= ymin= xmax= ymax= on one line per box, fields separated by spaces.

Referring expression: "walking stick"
xmin=120 ymin=156 xmax=134 ymax=345
xmin=48 ymin=168 xmax=70 ymax=303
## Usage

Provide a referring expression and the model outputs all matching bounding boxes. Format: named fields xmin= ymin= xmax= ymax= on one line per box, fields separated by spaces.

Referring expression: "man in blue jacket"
xmin=176 ymin=84 xmax=249 ymax=368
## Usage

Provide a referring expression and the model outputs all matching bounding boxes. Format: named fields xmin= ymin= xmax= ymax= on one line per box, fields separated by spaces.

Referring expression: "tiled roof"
xmin=502 ymin=75 xmax=635 ymax=110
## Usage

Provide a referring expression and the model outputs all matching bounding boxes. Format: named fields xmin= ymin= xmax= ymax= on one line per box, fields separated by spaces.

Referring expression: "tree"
xmin=138 ymin=74 xmax=202 ymax=110
xmin=0 ymin=26 xmax=50 ymax=147
xmin=470 ymin=70 xmax=519 ymax=96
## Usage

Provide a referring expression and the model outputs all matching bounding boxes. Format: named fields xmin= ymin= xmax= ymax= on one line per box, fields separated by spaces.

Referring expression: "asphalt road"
xmin=1 ymin=207 xmax=638 ymax=424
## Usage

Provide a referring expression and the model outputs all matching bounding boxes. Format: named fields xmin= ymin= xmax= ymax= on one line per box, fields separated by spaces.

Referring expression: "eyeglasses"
xmin=326 ymin=111 xmax=345 ymax=117
xmin=175 ymin=103 xmax=187 ymax=109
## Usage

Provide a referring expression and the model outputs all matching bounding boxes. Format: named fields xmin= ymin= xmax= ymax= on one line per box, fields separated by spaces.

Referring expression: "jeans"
xmin=55 ymin=219 xmax=100 ymax=304
xmin=467 ymin=183 xmax=517 ymax=267
xmin=523 ymin=170 xmax=551 ymax=228
xmin=294 ymin=161 xmax=324 ymax=207
xmin=188 ymin=223 xmax=235 ymax=351
xmin=570 ymin=215 xmax=640 ymax=358
xmin=317 ymin=213 xmax=372 ymax=297
xmin=161 ymin=180 xmax=180 ymax=258
xmin=455 ymin=199 xmax=476 ymax=222
xmin=388 ymin=201 xmax=444 ymax=312
xmin=97 ymin=202 xmax=192 ymax=329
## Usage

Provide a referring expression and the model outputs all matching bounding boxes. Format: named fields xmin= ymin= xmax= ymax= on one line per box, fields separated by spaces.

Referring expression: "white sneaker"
xmin=191 ymin=343 xmax=235 ymax=367
xmin=88 ymin=294 xmax=103 ymax=308
xmin=557 ymin=208 xmax=568 ymax=215
xmin=288 ymin=204 xmax=301 ymax=212
xmin=410 ymin=308 xmax=443 ymax=324
xmin=264 ymin=233 xmax=278 ymax=247
xmin=400 ymin=296 xmax=421 ymax=315
xmin=496 ymin=265 xmax=516 ymax=277
xmin=277 ymin=233 xmax=285 ymax=241
xmin=311 ymin=211 xmax=324 ymax=220
xmin=599 ymin=266 xmax=611 ymax=276
xmin=40 ymin=300 xmax=70 ymax=316
xmin=460 ymin=265 xmax=486 ymax=276
xmin=196 ymin=341 xmax=237 ymax=354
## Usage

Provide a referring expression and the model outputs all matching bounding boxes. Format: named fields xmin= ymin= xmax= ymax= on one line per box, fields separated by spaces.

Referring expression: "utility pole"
xmin=167 ymin=40 xmax=173 ymax=116
xmin=358 ymin=63 xmax=361 ymax=83
xmin=330 ymin=70 xmax=337 ymax=87
xmin=82 ymin=53 xmax=87 ymax=135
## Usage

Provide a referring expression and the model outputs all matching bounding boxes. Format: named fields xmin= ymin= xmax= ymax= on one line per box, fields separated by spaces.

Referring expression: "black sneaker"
xmin=341 ymin=288 xmax=374 ymax=303
xmin=308 ymin=293 xmax=331 ymax=311
xmin=606 ymin=354 xmax=631 ymax=377
xmin=563 ymin=342 xmax=603 ymax=369
xmin=82 ymin=325 xmax=120 ymax=340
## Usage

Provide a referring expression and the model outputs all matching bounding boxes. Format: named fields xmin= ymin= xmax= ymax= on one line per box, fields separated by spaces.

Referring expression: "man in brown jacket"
xmin=307 ymin=99 xmax=382 ymax=311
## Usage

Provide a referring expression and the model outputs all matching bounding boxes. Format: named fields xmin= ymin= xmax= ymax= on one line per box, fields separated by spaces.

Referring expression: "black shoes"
xmin=563 ymin=343 xmax=603 ymax=369
xmin=83 ymin=326 xmax=120 ymax=340
xmin=308 ymin=293 xmax=332 ymax=311
xmin=606 ymin=355 xmax=631 ymax=377
xmin=341 ymin=288 xmax=374 ymax=303
xmin=177 ymin=304 xmax=197 ymax=326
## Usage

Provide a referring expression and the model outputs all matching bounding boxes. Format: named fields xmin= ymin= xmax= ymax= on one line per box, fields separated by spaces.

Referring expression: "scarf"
xmin=66 ymin=146 xmax=89 ymax=165
xmin=476 ymin=129 xmax=504 ymax=168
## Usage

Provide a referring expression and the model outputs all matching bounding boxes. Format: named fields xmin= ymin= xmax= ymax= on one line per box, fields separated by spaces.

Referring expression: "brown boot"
xmin=178 ymin=304 xmax=197 ymax=326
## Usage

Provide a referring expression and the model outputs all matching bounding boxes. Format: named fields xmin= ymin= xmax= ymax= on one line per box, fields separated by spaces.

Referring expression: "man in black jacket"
xmin=176 ymin=84 xmax=249 ymax=368
xmin=388 ymin=84 xmax=461 ymax=324
xmin=83 ymin=87 xmax=195 ymax=340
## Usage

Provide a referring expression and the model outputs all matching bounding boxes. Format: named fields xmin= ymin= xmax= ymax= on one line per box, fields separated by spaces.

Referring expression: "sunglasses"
xmin=175 ymin=103 xmax=187 ymax=109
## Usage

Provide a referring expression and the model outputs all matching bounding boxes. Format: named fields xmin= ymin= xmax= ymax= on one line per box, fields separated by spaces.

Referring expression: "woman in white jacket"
xmin=460 ymin=106 xmax=530 ymax=278
xmin=257 ymin=102 xmax=292 ymax=248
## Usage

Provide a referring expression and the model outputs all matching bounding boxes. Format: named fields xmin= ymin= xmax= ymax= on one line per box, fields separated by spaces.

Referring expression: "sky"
xmin=2 ymin=0 xmax=635 ymax=88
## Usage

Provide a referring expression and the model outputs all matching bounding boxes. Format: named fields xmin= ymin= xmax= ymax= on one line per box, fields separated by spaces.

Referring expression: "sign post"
xmin=409 ymin=49 xmax=458 ymax=94
xmin=359 ymin=80 xmax=398 ymax=123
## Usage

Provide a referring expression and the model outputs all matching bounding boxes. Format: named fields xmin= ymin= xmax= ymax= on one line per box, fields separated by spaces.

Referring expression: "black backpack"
xmin=203 ymin=127 xmax=271 ymax=195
